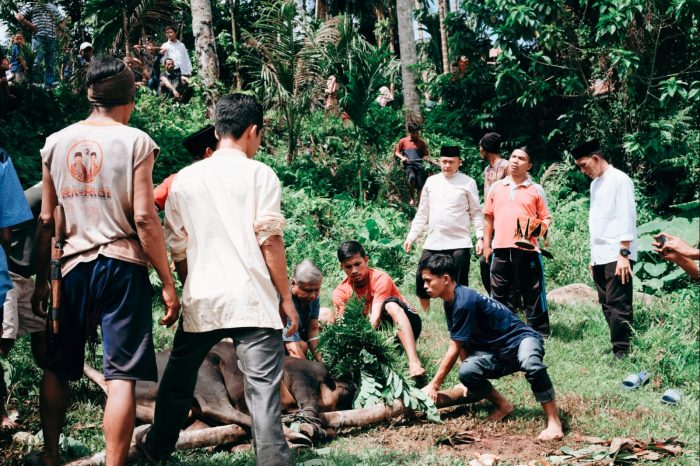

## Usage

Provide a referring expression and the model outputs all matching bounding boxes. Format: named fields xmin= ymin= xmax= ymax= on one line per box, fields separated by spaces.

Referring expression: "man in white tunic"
xmin=160 ymin=25 xmax=193 ymax=76
xmin=138 ymin=94 xmax=298 ymax=465
xmin=404 ymin=146 xmax=483 ymax=311
xmin=573 ymin=140 xmax=637 ymax=359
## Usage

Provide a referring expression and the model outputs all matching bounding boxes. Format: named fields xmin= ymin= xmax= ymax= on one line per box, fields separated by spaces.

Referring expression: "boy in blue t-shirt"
xmin=420 ymin=254 xmax=563 ymax=441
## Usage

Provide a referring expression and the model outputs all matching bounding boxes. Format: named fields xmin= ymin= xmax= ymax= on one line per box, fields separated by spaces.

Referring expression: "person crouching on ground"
xmin=285 ymin=259 xmax=332 ymax=362
xmin=420 ymin=254 xmax=563 ymax=441
xmin=332 ymin=240 xmax=425 ymax=378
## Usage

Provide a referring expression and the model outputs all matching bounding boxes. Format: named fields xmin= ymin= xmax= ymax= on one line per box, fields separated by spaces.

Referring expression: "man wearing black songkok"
xmin=477 ymin=132 xmax=509 ymax=294
xmin=153 ymin=125 xmax=218 ymax=211
xmin=404 ymin=146 xmax=483 ymax=311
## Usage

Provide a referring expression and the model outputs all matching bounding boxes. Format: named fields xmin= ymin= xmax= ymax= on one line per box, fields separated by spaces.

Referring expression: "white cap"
xmin=79 ymin=42 xmax=93 ymax=51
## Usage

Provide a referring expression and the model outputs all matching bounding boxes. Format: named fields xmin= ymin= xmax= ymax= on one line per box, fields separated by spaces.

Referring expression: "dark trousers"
xmin=416 ymin=248 xmax=471 ymax=299
xmin=592 ymin=261 xmax=634 ymax=355
xmin=458 ymin=337 xmax=555 ymax=403
xmin=146 ymin=326 xmax=292 ymax=465
xmin=479 ymin=256 xmax=492 ymax=294
xmin=490 ymin=248 xmax=549 ymax=336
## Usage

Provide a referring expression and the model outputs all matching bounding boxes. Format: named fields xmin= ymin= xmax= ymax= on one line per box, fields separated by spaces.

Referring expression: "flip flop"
xmin=661 ymin=388 xmax=682 ymax=406
xmin=621 ymin=371 xmax=650 ymax=390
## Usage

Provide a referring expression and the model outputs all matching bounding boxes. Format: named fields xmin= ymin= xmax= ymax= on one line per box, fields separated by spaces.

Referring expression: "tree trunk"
xmin=315 ymin=0 xmax=328 ymax=19
xmin=438 ymin=0 xmax=449 ymax=74
xmin=396 ymin=0 xmax=423 ymax=124
xmin=191 ymin=0 xmax=220 ymax=118
xmin=122 ymin=9 xmax=130 ymax=57
xmin=230 ymin=0 xmax=241 ymax=89
xmin=450 ymin=0 xmax=458 ymax=13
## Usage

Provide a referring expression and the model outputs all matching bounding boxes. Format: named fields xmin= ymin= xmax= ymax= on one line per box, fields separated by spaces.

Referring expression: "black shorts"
xmin=380 ymin=297 xmax=422 ymax=340
xmin=416 ymin=248 xmax=471 ymax=299
xmin=46 ymin=256 xmax=158 ymax=382
xmin=404 ymin=162 xmax=427 ymax=191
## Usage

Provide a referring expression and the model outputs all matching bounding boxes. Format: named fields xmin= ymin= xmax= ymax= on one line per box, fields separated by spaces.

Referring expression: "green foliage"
xmin=130 ymin=88 xmax=211 ymax=183
xmin=0 ymin=84 xmax=90 ymax=187
xmin=635 ymin=214 xmax=699 ymax=293
xmin=242 ymin=0 xmax=338 ymax=163
xmin=430 ymin=0 xmax=700 ymax=209
xmin=280 ymin=187 xmax=412 ymax=286
xmin=317 ymin=297 xmax=439 ymax=421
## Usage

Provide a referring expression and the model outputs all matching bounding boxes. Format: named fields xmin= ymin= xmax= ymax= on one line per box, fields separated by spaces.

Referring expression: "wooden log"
xmin=66 ymin=388 xmax=474 ymax=465
xmin=83 ymin=364 xmax=107 ymax=395
xmin=65 ymin=423 xmax=248 ymax=466
xmin=321 ymin=387 xmax=474 ymax=429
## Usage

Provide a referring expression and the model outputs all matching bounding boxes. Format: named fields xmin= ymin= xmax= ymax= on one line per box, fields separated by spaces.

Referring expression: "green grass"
xmin=1 ymin=267 xmax=698 ymax=465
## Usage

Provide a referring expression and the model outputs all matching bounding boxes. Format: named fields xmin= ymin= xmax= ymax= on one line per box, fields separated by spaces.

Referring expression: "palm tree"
xmin=318 ymin=16 xmax=397 ymax=203
xmin=243 ymin=0 xmax=337 ymax=163
xmin=437 ymin=0 xmax=449 ymax=74
xmin=190 ymin=0 xmax=219 ymax=117
xmin=395 ymin=0 xmax=422 ymax=123
xmin=83 ymin=0 xmax=186 ymax=55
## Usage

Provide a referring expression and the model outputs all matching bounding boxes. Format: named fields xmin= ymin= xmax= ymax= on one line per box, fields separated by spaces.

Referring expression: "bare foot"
xmin=487 ymin=402 xmax=514 ymax=421
xmin=409 ymin=362 xmax=426 ymax=378
xmin=537 ymin=423 xmax=564 ymax=441
xmin=1 ymin=413 xmax=18 ymax=431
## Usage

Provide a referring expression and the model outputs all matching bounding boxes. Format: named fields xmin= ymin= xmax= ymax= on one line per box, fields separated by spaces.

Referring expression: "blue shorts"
xmin=45 ymin=256 xmax=158 ymax=382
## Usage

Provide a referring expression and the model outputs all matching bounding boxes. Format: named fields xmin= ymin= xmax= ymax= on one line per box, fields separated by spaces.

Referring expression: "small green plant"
xmin=317 ymin=297 xmax=439 ymax=421
xmin=635 ymin=209 xmax=699 ymax=293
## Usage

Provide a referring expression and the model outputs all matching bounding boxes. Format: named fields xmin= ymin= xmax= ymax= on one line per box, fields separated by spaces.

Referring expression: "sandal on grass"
xmin=621 ymin=371 xmax=650 ymax=390
xmin=660 ymin=388 xmax=682 ymax=406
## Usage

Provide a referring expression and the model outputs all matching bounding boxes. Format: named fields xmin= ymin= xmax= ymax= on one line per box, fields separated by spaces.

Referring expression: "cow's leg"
xmin=144 ymin=327 xmax=225 ymax=461
xmin=234 ymin=327 xmax=292 ymax=466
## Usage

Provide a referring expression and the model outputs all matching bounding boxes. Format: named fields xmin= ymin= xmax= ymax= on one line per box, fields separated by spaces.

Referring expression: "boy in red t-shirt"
xmin=332 ymin=241 xmax=425 ymax=378
xmin=394 ymin=122 xmax=430 ymax=206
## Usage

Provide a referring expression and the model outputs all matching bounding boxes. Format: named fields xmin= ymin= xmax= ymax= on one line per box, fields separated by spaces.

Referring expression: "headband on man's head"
xmin=87 ymin=62 xmax=136 ymax=107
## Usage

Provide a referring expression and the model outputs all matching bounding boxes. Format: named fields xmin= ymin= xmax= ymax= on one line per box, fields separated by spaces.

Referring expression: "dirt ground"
xmin=331 ymin=404 xmax=579 ymax=464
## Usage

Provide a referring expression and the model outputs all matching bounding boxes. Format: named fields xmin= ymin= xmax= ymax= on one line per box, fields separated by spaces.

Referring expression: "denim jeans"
xmin=146 ymin=326 xmax=292 ymax=465
xmin=32 ymin=35 xmax=57 ymax=86
xmin=458 ymin=336 xmax=555 ymax=403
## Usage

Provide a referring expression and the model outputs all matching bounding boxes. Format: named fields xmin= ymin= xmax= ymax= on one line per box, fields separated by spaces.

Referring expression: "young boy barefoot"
xmin=420 ymin=254 xmax=563 ymax=440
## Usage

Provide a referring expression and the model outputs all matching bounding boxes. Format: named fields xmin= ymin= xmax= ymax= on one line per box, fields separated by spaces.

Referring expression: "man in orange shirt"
xmin=483 ymin=147 xmax=551 ymax=337
xmin=332 ymin=240 xmax=425 ymax=378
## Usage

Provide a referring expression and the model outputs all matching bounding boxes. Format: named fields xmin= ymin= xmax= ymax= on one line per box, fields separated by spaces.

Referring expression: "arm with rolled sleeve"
xmin=164 ymin=183 xmax=188 ymax=260
xmin=466 ymin=179 xmax=484 ymax=240
xmin=254 ymin=167 xmax=298 ymax=336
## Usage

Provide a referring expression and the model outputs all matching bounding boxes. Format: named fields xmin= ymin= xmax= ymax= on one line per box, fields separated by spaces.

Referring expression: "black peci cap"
xmin=440 ymin=145 xmax=461 ymax=158
xmin=182 ymin=125 xmax=217 ymax=160
xmin=571 ymin=139 xmax=601 ymax=159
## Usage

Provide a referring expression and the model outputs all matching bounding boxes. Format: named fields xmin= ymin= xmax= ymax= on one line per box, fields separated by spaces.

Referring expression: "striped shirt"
xmin=18 ymin=3 xmax=64 ymax=38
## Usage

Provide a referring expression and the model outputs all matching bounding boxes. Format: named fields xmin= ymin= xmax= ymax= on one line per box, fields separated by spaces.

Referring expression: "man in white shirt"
xmin=404 ymin=146 xmax=483 ymax=311
xmin=160 ymin=25 xmax=193 ymax=76
xmin=573 ymin=140 xmax=637 ymax=359
xmin=137 ymin=94 xmax=298 ymax=465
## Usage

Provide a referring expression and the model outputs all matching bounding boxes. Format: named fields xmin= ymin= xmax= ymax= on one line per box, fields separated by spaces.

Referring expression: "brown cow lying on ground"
xmin=85 ymin=340 xmax=354 ymax=445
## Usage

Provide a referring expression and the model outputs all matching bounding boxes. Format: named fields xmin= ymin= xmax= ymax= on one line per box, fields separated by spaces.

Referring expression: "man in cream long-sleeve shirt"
xmin=139 ymin=94 xmax=297 ymax=466
xmin=573 ymin=140 xmax=637 ymax=359
xmin=404 ymin=146 xmax=483 ymax=311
